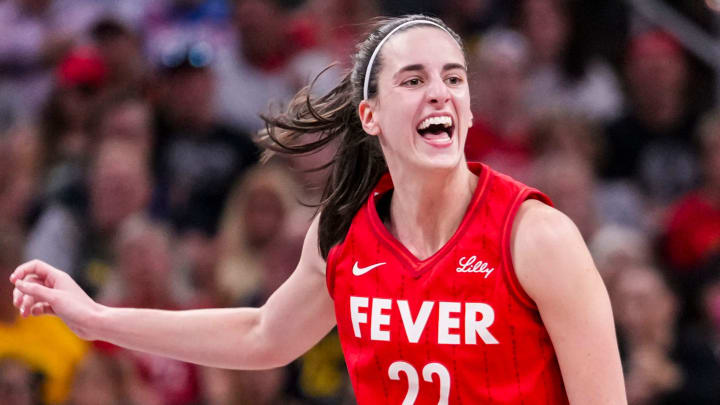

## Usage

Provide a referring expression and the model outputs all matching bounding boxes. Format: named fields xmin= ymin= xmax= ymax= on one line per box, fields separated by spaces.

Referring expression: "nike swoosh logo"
xmin=352 ymin=261 xmax=386 ymax=276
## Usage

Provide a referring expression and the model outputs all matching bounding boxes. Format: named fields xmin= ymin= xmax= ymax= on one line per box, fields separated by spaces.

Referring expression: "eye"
xmin=402 ymin=77 xmax=423 ymax=87
xmin=445 ymin=76 xmax=463 ymax=85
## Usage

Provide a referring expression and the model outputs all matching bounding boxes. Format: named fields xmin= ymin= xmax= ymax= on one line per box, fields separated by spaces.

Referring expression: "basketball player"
xmin=10 ymin=15 xmax=626 ymax=404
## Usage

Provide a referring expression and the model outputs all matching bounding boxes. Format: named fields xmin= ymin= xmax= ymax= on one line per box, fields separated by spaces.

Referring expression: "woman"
xmin=11 ymin=15 xmax=625 ymax=404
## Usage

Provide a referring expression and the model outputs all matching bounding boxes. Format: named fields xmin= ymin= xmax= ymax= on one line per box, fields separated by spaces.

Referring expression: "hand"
xmin=10 ymin=260 xmax=103 ymax=340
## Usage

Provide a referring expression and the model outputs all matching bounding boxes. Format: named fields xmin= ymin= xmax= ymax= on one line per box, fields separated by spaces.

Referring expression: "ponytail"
xmin=259 ymin=69 xmax=386 ymax=259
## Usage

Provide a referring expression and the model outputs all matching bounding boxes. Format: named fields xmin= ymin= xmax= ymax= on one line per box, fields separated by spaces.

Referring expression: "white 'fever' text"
xmin=349 ymin=296 xmax=499 ymax=345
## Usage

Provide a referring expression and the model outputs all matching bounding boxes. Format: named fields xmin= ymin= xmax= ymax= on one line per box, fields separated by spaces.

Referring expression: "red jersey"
xmin=326 ymin=163 xmax=569 ymax=405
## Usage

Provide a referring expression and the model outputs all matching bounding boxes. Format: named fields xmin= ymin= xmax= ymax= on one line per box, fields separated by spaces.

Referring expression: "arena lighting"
xmin=706 ymin=0 xmax=720 ymax=12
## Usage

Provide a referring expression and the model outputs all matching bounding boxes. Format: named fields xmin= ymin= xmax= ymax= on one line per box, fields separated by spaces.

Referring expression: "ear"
xmin=358 ymin=100 xmax=380 ymax=136
xmin=468 ymin=112 xmax=474 ymax=128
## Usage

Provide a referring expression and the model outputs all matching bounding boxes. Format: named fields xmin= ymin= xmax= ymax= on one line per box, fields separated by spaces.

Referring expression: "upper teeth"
xmin=418 ymin=116 xmax=453 ymax=130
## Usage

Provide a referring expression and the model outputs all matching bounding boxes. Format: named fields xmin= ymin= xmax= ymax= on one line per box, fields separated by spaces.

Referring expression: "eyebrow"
xmin=393 ymin=63 xmax=467 ymax=79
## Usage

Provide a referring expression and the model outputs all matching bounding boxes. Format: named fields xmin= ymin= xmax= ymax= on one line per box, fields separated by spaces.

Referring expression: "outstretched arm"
xmin=511 ymin=200 xmax=627 ymax=405
xmin=10 ymin=217 xmax=336 ymax=370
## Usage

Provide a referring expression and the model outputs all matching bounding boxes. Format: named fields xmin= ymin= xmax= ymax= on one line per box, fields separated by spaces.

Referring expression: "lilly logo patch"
xmin=456 ymin=256 xmax=494 ymax=278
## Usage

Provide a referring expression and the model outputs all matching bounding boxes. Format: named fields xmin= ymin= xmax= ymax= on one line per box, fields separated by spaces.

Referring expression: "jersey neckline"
xmin=366 ymin=162 xmax=492 ymax=277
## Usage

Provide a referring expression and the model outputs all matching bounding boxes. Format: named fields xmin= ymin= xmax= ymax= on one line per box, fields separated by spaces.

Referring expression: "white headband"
xmin=362 ymin=20 xmax=452 ymax=100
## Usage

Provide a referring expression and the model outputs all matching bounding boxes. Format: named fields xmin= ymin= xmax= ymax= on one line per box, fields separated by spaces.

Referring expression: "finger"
xmin=10 ymin=260 xmax=57 ymax=285
xmin=21 ymin=294 xmax=36 ymax=317
xmin=43 ymin=302 xmax=55 ymax=315
xmin=21 ymin=292 xmax=35 ymax=306
xmin=13 ymin=287 xmax=23 ymax=307
xmin=10 ymin=260 xmax=39 ymax=283
xmin=15 ymin=280 xmax=56 ymax=305
xmin=22 ymin=274 xmax=48 ymax=289
xmin=30 ymin=302 xmax=53 ymax=316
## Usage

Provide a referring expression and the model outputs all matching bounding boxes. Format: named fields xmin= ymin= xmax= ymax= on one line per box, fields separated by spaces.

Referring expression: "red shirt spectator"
xmin=665 ymin=192 xmax=720 ymax=271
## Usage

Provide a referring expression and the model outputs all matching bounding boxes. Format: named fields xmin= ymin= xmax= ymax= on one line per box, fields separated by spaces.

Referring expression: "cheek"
xmin=453 ymin=91 xmax=473 ymax=126
xmin=376 ymin=102 xmax=415 ymax=138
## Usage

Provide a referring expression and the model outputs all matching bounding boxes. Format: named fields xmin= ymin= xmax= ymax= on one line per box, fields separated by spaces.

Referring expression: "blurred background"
xmin=1 ymin=0 xmax=720 ymax=404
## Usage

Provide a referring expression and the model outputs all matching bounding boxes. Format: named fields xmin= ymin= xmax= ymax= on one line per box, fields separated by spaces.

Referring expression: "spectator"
xmin=531 ymin=112 xmax=599 ymax=163
xmin=66 ymin=346 xmax=161 ymax=405
xmin=464 ymin=29 xmax=534 ymax=180
xmin=287 ymin=329 xmax=352 ymax=404
xmin=437 ymin=0 xmax=510 ymax=49
xmin=89 ymin=18 xmax=149 ymax=95
xmin=199 ymin=366 xmax=299 ymax=405
xmin=98 ymin=216 xmax=200 ymax=405
xmin=214 ymin=0 xmax=340 ymax=132
xmin=142 ymin=0 xmax=233 ymax=67
xmin=664 ymin=110 xmax=720 ymax=273
xmin=603 ymin=30 xmax=701 ymax=212
xmin=671 ymin=256 xmax=720 ymax=403
xmin=302 ymin=0 xmax=378 ymax=68
xmin=0 ymin=0 xmax=105 ymax=127
xmin=218 ymin=165 xmax=310 ymax=304
xmin=531 ymin=152 xmax=599 ymax=239
xmin=38 ymin=46 xmax=109 ymax=199
xmin=589 ymin=224 xmax=652 ymax=296
xmin=0 ymin=358 xmax=42 ymax=405
xmin=99 ymin=216 xmax=183 ymax=309
xmin=25 ymin=140 xmax=152 ymax=294
xmin=612 ymin=265 xmax=683 ymax=405
xmin=516 ymin=0 xmax=623 ymax=122
xmin=152 ymin=43 xmax=259 ymax=235
xmin=0 ymin=125 xmax=42 ymax=231
xmin=178 ymin=230 xmax=222 ymax=308
xmin=215 ymin=163 xmax=308 ymax=305
xmin=89 ymin=91 xmax=154 ymax=154
xmin=531 ymin=112 xmax=649 ymax=232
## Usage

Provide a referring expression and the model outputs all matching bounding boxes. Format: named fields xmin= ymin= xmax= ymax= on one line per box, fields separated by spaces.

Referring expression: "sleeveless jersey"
xmin=326 ymin=163 xmax=569 ymax=405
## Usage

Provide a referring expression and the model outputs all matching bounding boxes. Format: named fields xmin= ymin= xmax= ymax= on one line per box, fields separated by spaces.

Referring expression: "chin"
xmin=414 ymin=151 xmax=464 ymax=172
xmin=412 ymin=139 xmax=465 ymax=169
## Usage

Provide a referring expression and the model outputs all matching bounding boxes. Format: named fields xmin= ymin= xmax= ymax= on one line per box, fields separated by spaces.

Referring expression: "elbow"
xmin=232 ymin=308 xmax=300 ymax=370
xmin=250 ymin=334 xmax=300 ymax=370
xmin=235 ymin=340 xmax=297 ymax=370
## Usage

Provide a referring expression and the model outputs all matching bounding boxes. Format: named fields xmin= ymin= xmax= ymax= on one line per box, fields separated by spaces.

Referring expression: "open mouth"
xmin=416 ymin=115 xmax=454 ymax=144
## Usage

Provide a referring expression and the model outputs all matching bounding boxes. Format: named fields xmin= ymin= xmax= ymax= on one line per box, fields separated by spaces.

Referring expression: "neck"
xmin=387 ymin=162 xmax=477 ymax=260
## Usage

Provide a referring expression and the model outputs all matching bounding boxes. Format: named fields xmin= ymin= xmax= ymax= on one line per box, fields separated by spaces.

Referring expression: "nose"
xmin=425 ymin=75 xmax=450 ymax=105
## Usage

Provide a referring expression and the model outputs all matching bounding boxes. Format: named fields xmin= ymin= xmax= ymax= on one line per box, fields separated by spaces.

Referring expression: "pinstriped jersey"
xmin=326 ymin=163 xmax=569 ymax=405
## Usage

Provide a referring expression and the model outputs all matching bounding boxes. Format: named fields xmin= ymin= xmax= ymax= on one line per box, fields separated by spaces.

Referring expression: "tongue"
xmin=422 ymin=130 xmax=451 ymax=144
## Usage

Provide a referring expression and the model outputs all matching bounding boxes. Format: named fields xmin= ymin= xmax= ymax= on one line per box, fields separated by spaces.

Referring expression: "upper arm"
xmin=511 ymin=200 xmax=627 ymax=405
xmin=256 ymin=215 xmax=337 ymax=365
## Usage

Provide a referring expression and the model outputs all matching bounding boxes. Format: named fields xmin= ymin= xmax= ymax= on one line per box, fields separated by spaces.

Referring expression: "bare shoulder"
xmin=512 ymin=199 xmax=581 ymax=252
xmin=510 ymin=199 xmax=597 ymax=302
xmin=297 ymin=214 xmax=327 ymax=277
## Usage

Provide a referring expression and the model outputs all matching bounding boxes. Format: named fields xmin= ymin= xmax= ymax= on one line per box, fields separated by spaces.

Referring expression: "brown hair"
xmin=260 ymin=15 xmax=464 ymax=259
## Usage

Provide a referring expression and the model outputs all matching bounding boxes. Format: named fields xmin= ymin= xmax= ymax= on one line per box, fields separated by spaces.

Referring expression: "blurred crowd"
xmin=0 ymin=0 xmax=719 ymax=404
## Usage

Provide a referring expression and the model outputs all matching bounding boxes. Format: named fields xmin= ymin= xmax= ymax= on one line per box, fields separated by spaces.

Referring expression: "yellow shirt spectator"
xmin=1 ymin=314 xmax=88 ymax=404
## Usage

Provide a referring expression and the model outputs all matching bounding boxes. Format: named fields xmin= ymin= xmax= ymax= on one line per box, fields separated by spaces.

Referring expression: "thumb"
xmin=15 ymin=280 xmax=56 ymax=303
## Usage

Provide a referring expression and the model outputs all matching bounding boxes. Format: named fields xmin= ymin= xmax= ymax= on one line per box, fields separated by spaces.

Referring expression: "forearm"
xmin=11 ymin=220 xmax=334 ymax=370
xmin=93 ymin=305 xmax=284 ymax=369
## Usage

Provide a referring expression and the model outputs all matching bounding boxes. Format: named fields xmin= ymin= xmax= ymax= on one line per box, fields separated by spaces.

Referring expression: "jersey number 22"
xmin=389 ymin=361 xmax=450 ymax=405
